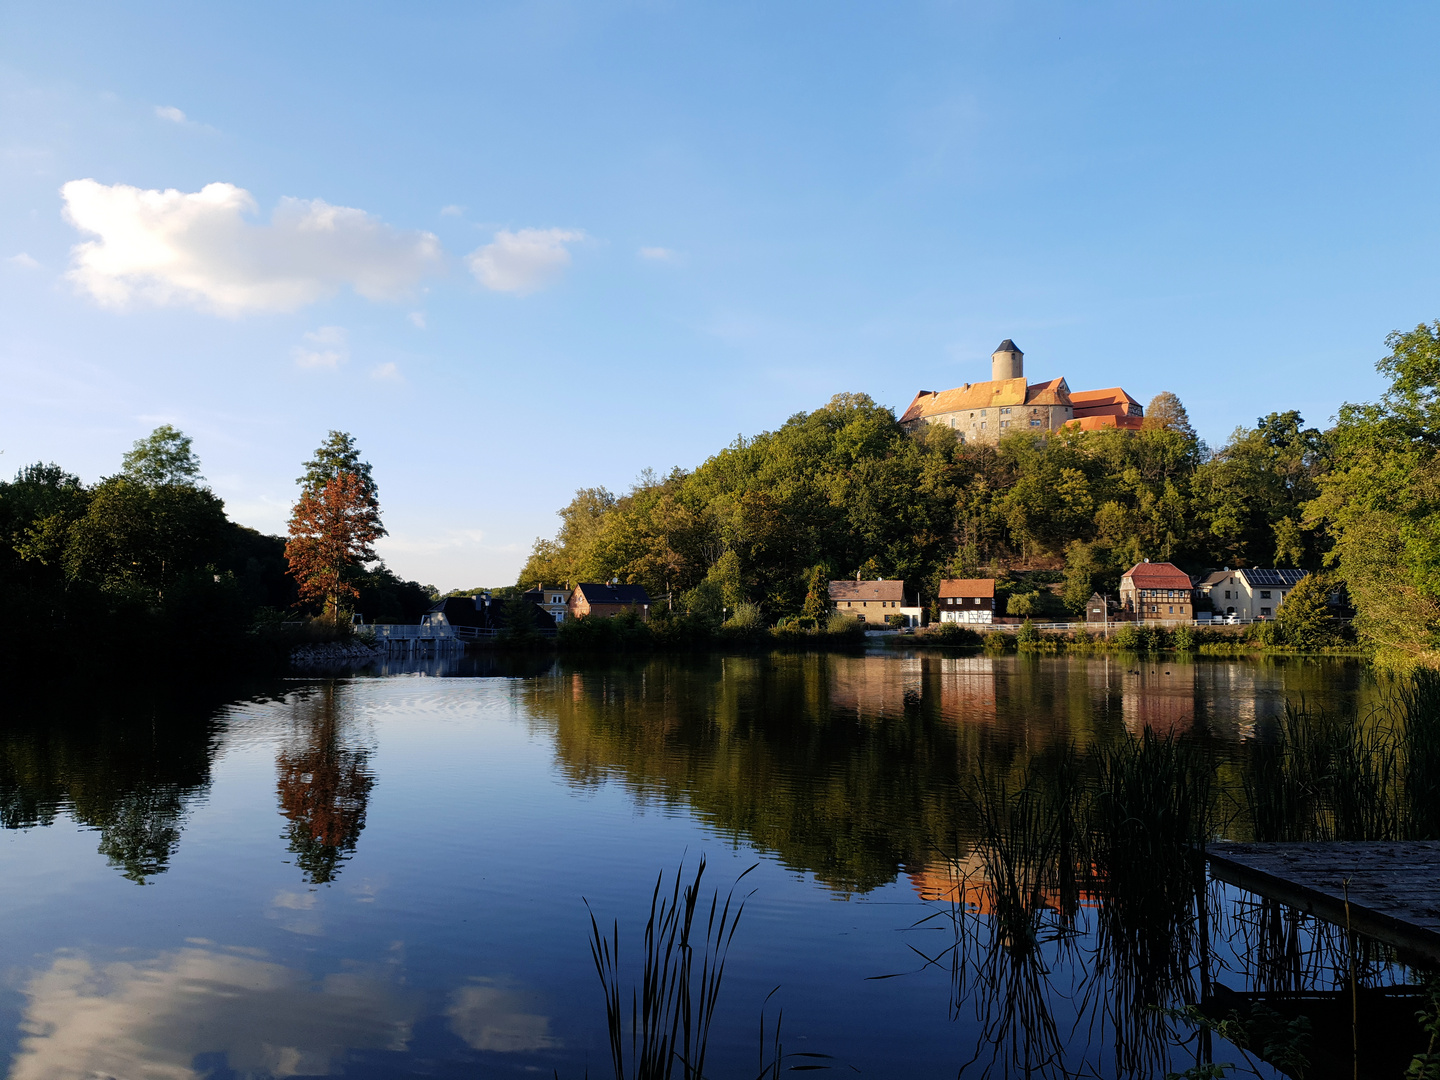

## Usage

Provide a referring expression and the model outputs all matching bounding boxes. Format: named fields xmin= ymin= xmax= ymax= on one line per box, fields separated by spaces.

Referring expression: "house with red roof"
xmin=1119 ymin=561 xmax=1195 ymax=623
xmin=938 ymin=578 xmax=996 ymax=624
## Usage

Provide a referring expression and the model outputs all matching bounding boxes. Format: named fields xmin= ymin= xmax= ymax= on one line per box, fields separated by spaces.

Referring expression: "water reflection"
xmin=10 ymin=945 xmax=418 ymax=1080
xmin=0 ymin=690 xmax=220 ymax=883
xmin=275 ymin=684 xmax=375 ymax=884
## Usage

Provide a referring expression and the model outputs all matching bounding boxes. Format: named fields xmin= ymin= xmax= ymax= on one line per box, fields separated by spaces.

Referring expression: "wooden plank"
xmin=1206 ymin=841 xmax=1440 ymax=964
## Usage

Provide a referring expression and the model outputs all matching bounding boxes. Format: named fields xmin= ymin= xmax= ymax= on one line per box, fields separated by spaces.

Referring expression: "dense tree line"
xmin=521 ymin=325 xmax=1436 ymax=664
xmin=0 ymin=427 xmax=432 ymax=664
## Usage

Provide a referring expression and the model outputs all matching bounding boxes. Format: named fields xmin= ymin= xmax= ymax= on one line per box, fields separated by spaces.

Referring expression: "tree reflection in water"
xmin=275 ymin=682 xmax=375 ymax=884
xmin=0 ymin=684 xmax=222 ymax=883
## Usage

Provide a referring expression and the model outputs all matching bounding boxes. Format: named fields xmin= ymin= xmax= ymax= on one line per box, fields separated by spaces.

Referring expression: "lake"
xmin=0 ymin=651 xmax=1401 ymax=1078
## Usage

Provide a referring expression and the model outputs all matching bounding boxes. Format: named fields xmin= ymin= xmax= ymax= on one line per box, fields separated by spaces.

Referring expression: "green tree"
xmin=1306 ymin=322 xmax=1440 ymax=666
xmin=121 ymin=425 xmax=203 ymax=487
xmin=1275 ymin=572 xmax=1335 ymax=649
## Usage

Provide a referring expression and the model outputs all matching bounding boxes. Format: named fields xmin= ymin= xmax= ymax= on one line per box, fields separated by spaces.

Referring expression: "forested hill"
xmin=523 ymin=321 xmax=1440 ymax=666
xmin=521 ymin=390 xmax=1326 ymax=619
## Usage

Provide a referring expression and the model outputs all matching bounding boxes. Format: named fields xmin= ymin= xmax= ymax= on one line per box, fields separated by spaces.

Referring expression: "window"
xmin=1000 ymin=408 xmax=1011 ymax=415
xmin=1261 ymin=607 xmax=1272 ymax=617
xmin=1168 ymin=606 xmax=1174 ymax=613
xmin=1030 ymin=419 xmax=1041 ymax=427
xmin=980 ymin=409 xmax=987 ymax=416
xmin=980 ymin=422 xmax=986 ymax=429
xmin=1224 ymin=590 xmax=1230 ymax=600
xmin=1260 ymin=590 xmax=1272 ymax=599
xmin=1001 ymin=420 xmax=1010 ymax=428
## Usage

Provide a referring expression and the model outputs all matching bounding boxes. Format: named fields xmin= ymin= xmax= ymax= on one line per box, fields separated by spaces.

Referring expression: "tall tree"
xmin=1144 ymin=392 xmax=1196 ymax=441
xmin=121 ymin=425 xmax=204 ymax=487
xmin=1305 ymin=321 xmax=1440 ymax=667
xmin=286 ymin=434 xmax=386 ymax=618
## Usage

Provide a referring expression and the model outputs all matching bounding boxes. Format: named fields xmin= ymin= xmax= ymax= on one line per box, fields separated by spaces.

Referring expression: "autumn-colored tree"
xmin=286 ymin=434 xmax=385 ymax=618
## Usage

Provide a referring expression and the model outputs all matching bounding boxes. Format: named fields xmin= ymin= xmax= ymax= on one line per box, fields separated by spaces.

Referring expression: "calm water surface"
xmin=0 ymin=652 xmax=1378 ymax=1078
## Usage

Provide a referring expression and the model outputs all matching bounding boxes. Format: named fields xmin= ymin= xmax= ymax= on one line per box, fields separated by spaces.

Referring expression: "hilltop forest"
xmin=522 ymin=322 xmax=1440 ymax=667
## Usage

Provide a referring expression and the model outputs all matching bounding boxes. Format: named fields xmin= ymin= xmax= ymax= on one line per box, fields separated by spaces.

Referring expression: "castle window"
xmin=1030 ymin=419 xmax=1041 ymax=427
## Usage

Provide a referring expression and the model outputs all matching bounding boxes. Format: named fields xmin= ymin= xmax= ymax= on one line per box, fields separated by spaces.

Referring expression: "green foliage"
xmin=121 ymin=425 xmax=204 ymax=488
xmin=927 ymin=622 xmax=981 ymax=645
xmin=1172 ymin=625 xmax=1195 ymax=651
xmin=723 ymin=601 xmax=764 ymax=630
xmin=826 ymin=611 xmax=862 ymax=636
xmin=983 ymin=630 xmax=1009 ymax=650
xmin=884 ymin=613 xmax=906 ymax=628
xmin=1305 ymin=321 xmax=1440 ymax=667
xmin=1245 ymin=620 xmax=1284 ymax=647
xmin=1016 ymin=619 xmax=1040 ymax=645
xmin=1111 ymin=623 xmax=1141 ymax=650
xmin=1007 ymin=591 xmax=1042 ymax=617
xmin=1275 ymin=571 xmax=1336 ymax=648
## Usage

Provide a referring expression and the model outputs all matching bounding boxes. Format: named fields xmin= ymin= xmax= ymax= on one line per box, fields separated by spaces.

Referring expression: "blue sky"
xmin=3 ymin=1 xmax=1438 ymax=590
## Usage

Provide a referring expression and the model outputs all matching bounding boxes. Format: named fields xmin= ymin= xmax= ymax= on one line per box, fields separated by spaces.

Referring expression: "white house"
xmin=1196 ymin=568 xmax=1307 ymax=621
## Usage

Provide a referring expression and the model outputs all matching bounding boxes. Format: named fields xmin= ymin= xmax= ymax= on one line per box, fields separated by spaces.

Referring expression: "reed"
xmin=586 ymin=857 xmax=756 ymax=1080
xmin=1401 ymin=668 xmax=1440 ymax=840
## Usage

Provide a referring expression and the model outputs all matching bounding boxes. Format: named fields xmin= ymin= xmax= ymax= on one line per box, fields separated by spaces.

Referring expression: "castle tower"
xmin=991 ymin=339 xmax=1023 ymax=382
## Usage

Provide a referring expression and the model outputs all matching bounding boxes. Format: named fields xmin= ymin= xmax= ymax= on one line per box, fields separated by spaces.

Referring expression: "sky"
xmin=3 ymin=1 xmax=1438 ymax=591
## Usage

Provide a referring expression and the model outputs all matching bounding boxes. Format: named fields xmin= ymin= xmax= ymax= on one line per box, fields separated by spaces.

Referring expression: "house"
xmin=938 ymin=579 xmax=995 ymax=624
xmin=1064 ymin=388 xmax=1146 ymax=433
xmin=1118 ymin=561 xmax=1195 ymax=623
xmin=431 ymin=594 xmax=556 ymax=635
xmin=1085 ymin=592 xmax=1111 ymax=624
xmin=568 ymin=582 xmax=652 ymax=621
xmin=899 ymin=340 xmax=1144 ymax=446
xmin=523 ymin=584 xmax=572 ymax=625
xmin=1195 ymin=568 xmax=1307 ymax=621
xmin=829 ymin=578 xmax=924 ymax=627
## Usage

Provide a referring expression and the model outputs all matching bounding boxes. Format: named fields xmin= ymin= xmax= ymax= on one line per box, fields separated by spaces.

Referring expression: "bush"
xmin=928 ymin=622 xmax=981 ymax=645
xmin=1246 ymin=620 xmax=1285 ymax=647
xmin=1017 ymin=619 xmax=1040 ymax=645
xmin=983 ymin=630 xmax=1009 ymax=650
xmin=1141 ymin=626 xmax=1171 ymax=652
xmin=1111 ymin=623 xmax=1141 ymax=650
xmin=885 ymin=613 xmax=906 ymax=629
xmin=558 ymin=611 xmax=654 ymax=651
xmin=1173 ymin=625 xmax=1195 ymax=651
xmin=1072 ymin=626 xmax=1093 ymax=646
xmin=826 ymin=612 xmax=862 ymax=636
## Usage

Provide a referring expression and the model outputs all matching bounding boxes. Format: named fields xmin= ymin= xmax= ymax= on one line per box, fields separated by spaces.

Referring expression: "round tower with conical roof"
xmin=991 ymin=339 xmax=1023 ymax=382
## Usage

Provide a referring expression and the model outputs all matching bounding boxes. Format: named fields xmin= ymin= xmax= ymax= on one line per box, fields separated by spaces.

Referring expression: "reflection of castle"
xmin=276 ymin=685 xmax=375 ymax=884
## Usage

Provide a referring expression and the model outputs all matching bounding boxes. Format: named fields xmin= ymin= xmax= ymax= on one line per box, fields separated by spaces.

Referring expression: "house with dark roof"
xmin=431 ymin=594 xmax=557 ymax=636
xmin=899 ymin=340 xmax=1144 ymax=446
xmin=1119 ymin=561 xmax=1195 ymax=623
xmin=938 ymin=578 xmax=996 ymax=624
xmin=1195 ymin=568 xmax=1307 ymax=621
xmin=568 ymin=582 xmax=652 ymax=621
xmin=829 ymin=579 xmax=924 ymax=627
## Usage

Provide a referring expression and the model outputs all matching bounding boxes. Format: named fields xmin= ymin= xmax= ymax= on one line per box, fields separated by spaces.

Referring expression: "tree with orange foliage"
xmin=285 ymin=432 xmax=385 ymax=619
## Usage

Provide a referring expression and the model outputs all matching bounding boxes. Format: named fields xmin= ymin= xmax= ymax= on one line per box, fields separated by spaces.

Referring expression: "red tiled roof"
xmin=830 ymin=579 xmax=905 ymax=602
xmin=1063 ymin=414 xmax=1145 ymax=432
xmin=1070 ymin=387 xmax=1142 ymax=412
xmin=938 ymin=578 xmax=995 ymax=598
xmin=1121 ymin=562 xmax=1193 ymax=590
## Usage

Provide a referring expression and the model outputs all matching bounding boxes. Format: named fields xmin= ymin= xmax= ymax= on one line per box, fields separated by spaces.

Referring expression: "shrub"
xmin=723 ymin=601 xmax=763 ymax=630
xmin=1172 ymin=625 xmax=1195 ymax=651
xmin=1072 ymin=626 xmax=1093 ymax=646
xmin=928 ymin=622 xmax=981 ymax=645
xmin=885 ymin=613 xmax=906 ymax=629
xmin=1111 ymin=623 xmax=1141 ymax=650
xmin=1017 ymin=619 xmax=1040 ymax=645
xmin=1142 ymin=626 xmax=1171 ymax=652
xmin=983 ymin=630 xmax=1009 ymax=650
xmin=1246 ymin=620 xmax=1285 ymax=647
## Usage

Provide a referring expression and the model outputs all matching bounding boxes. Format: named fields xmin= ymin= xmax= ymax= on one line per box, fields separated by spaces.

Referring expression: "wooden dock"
xmin=1207 ymin=841 xmax=1440 ymax=964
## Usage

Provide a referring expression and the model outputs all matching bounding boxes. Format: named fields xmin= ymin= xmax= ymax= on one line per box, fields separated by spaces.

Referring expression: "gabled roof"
xmin=1069 ymin=387 xmax=1142 ymax=410
xmin=829 ymin=579 xmax=905 ymax=602
xmin=1063 ymin=414 xmax=1145 ymax=432
xmin=1239 ymin=568 xmax=1308 ymax=588
xmin=1025 ymin=377 xmax=1070 ymax=407
xmin=574 ymin=582 xmax=651 ymax=605
xmin=939 ymin=578 xmax=995 ymax=598
xmin=1196 ymin=571 xmax=1232 ymax=588
xmin=899 ymin=375 xmax=1071 ymax=423
xmin=1120 ymin=561 xmax=1194 ymax=590
xmin=994 ymin=339 xmax=1022 ymax=354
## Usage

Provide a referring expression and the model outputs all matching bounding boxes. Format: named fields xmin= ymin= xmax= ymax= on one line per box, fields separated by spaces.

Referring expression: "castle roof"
xmin=899 ymin=376 xmax=1071 ymax=423
xmin=994 ymin=339 xmax=1022 ymax=354
xmin=1070 ymin=387 xmax=1143 ymax=418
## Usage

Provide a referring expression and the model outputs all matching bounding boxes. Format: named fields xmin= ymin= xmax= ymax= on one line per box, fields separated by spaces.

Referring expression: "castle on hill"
xmin=899 ymin=340 xmax=1145 ymax=445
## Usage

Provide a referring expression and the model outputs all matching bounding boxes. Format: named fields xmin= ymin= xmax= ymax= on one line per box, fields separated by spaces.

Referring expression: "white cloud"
xmin=445 ymin=979 xmax=557 ymax=1053
xmin=638 ymin=246 xmax=676 ymax=261
xmin=370 ymin=362 xmax=402 ymax=382
xmin=155 ymin=105 xmax=188 ymax=123
xmin=7 ymin=252 xmax=39 ymax=268
xmin=292 ymin=326 xmax=348 ymax=369
xmin=407 ymin=310 xmax=426 ymax=329
xmin=61 ymin=179 xmax=444 ymax=315
xmin=440 ymin=204 xmax=465 ymax=217
xmin=11 ymin=947 xmax=417 ymax=1080
xmin=465 ymin=227 xmax=584 ymax=295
